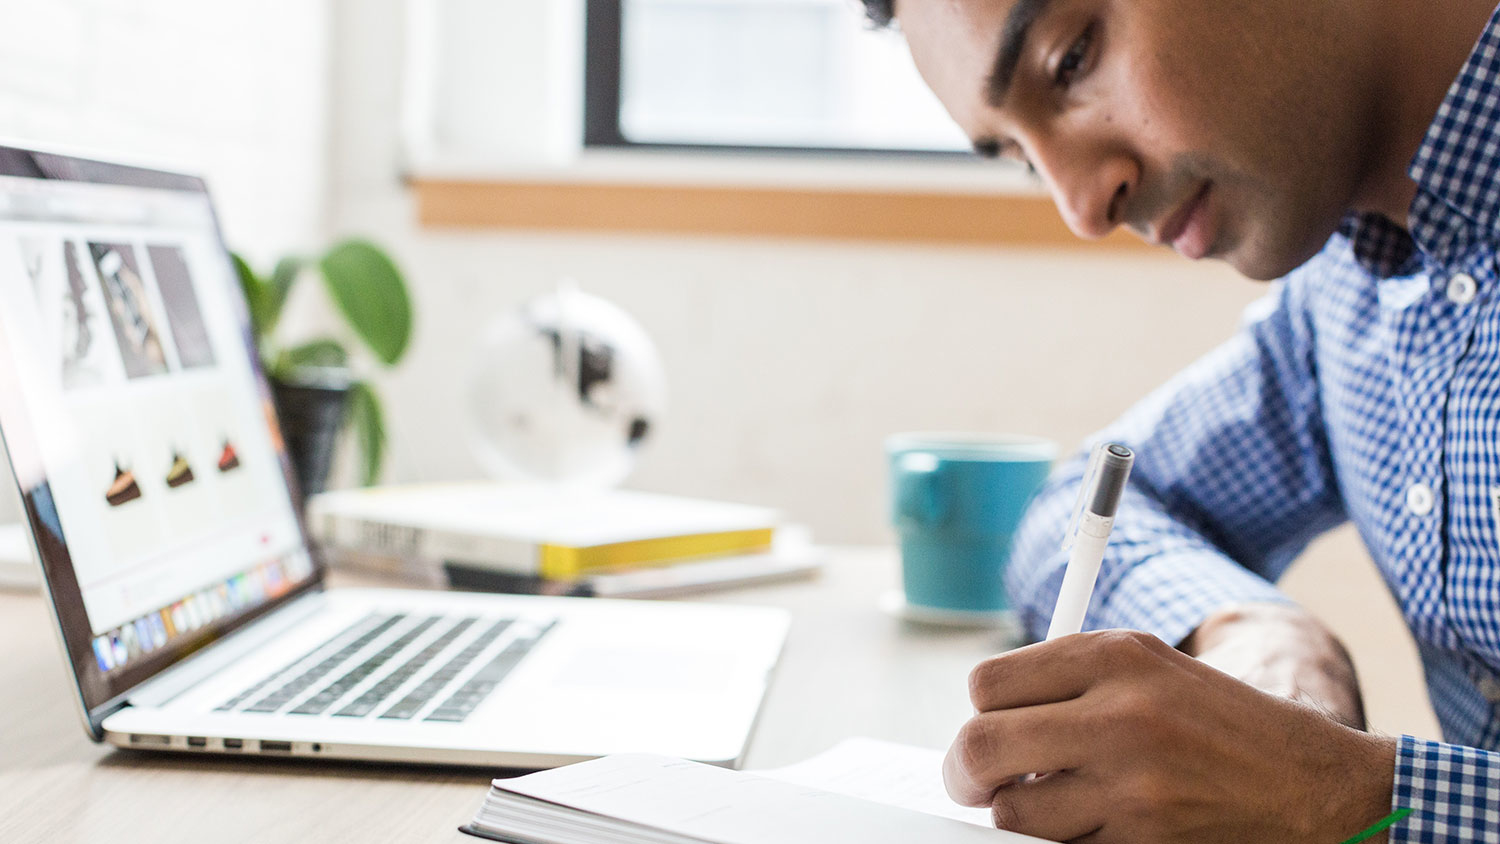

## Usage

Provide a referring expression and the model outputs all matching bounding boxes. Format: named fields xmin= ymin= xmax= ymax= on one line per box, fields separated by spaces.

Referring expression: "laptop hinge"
xmin=125 ymin=590 xmax=329 ymax=709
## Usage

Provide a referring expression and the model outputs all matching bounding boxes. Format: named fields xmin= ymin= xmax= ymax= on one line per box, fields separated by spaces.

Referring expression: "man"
xmin=858 ymin=0 xmax=1500 ymax=841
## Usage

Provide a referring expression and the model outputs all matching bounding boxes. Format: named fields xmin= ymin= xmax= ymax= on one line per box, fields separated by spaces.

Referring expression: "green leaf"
xmin=230 ymin=252 xmax=272 ymax=339
xmin=263 ymin=256 xmax=304 ymax=335
xmin=319 ymin=239 xmax=413 ymax=366
xmin=347 ymin=379 xmax=386 ymax=486
xmin=282 ymin=338 xmax=349 ymax=369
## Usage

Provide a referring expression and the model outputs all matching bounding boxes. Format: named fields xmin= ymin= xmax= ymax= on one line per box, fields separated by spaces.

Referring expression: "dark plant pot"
xmin=271 ymin=369 xmax=353 ymax=505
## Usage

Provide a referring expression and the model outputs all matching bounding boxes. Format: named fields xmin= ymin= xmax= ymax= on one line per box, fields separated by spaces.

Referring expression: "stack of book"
xmin=306 ymin=482 xmax=823 ymax=597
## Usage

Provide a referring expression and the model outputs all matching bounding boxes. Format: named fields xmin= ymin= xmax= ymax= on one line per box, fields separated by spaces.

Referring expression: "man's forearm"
xmin=1180 ymin=601 xmax=1367 ymax=729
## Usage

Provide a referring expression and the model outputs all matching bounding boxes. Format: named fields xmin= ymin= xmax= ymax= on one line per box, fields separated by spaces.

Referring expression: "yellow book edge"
xmin=538 ymin=528 xmax=775 ymax=580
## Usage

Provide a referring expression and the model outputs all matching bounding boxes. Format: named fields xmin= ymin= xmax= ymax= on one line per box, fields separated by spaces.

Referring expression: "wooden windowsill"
xmin=409 ymin=153 xmax=1149 ymax=250
xmin=414 ymin=177 xmax=1148 ymax=250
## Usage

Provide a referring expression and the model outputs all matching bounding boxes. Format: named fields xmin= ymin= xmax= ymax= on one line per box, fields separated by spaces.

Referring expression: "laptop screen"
xmin=0 ymin=147 xmax=319 ymax=724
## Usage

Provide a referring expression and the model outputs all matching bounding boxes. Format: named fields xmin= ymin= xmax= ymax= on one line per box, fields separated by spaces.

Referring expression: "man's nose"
xmin=1044 ymin=149 xmax=1138 ymax=241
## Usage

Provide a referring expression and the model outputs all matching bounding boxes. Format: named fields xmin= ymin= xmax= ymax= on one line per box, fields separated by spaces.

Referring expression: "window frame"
xmin=582 ymin=0 xmax=969 ymax=158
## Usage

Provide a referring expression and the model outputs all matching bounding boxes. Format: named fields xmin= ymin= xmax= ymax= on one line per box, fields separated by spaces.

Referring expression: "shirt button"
xmin=1447 ymin=273 xmax=1478 ymax=305
xmin=1406 ymin=482 xmax=1435 ymax=516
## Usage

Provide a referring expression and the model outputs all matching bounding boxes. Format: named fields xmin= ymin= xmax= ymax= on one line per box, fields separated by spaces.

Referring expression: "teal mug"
xmin=886 ymin=433 xmax=1056 ymax=617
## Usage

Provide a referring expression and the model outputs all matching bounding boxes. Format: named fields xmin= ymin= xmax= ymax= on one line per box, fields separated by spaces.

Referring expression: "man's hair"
xmin=859 ymin=0 xmax=895 ymax=28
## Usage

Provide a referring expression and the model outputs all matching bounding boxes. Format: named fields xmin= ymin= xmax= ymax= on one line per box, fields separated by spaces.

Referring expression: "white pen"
xmin=1046 ymin=442 xmax=1135 ymax=640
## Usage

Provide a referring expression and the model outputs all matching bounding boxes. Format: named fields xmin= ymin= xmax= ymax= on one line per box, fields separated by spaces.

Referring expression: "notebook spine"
xmin=312 ymin=512 xmax=538 ymax=575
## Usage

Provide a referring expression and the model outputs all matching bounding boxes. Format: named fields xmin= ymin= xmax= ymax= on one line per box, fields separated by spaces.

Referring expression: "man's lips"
xmin=1153 ymin=182 xmax=1214 ymax=259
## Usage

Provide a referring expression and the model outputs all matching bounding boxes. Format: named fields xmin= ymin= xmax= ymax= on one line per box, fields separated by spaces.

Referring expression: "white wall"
xmin=0 ymin=0 xmax=331 ymax=264
xmin=336 ymin=224 xmax=1269 ymax=544
xmin=0 ymin=0 xmax=332 ymax=524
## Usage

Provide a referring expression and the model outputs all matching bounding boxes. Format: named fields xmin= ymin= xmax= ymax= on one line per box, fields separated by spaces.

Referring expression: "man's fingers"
xmin=967 ymin=629 xmax=1177 ymax=713
xmin=942 ymin=701 xmax=1095 ymax=806
xmin=986 ymin=771 xmax=1106 ymax=843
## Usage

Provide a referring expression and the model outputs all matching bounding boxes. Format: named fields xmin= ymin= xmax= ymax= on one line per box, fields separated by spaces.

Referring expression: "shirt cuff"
xmin=1088 ymin=550 xmax=1293 ymax=648
xmin=1389 ymin=734 xmax=1500 ymax=842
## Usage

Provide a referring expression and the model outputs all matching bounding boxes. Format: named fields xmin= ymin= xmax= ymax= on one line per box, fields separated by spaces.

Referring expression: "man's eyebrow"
xmin=985 ymin=0 xmax=1056 ymax=107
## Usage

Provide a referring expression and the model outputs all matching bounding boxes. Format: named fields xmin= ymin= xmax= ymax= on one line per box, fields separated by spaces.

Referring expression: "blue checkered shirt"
xmin=1007 ymin=8 xmax=1500 ymax=842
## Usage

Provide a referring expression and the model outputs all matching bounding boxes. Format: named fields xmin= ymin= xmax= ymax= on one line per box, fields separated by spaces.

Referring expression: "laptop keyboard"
xmin=216 ymin=614 xmax=407 ymax=713
xmin=218 ymin=612 xmax=554 ymax=723
xmin=398 ymin=618 xmax=551 ymax=722
xmin=333 ymin=616 xmax=480 ymax=718
xmin=292 ymin=615 xmax=448 ymax=716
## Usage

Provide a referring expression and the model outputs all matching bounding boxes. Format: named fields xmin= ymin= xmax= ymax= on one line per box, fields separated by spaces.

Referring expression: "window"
xmin=584 ymin=0 xmax=970 ymax=154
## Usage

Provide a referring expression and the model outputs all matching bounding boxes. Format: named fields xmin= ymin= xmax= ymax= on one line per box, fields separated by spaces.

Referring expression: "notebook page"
xmin=756 ymin=737 xmax=995 ymax=827
xmin=495 ymin=753 xmax=1058 ymax=844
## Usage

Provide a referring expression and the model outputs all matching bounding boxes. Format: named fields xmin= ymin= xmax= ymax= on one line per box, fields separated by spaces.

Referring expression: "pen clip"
xmin=1062 ymin=443 xmax=1105 ymax=552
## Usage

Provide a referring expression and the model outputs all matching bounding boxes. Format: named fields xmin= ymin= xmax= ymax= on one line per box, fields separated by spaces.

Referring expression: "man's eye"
xmin=975 ymin=139 xmax=1038 ymax=178
xmin=1054 ymin=23 xmax=1095 ymax=87
xmin=1002 ymin=144 xmax=1038 ymax=178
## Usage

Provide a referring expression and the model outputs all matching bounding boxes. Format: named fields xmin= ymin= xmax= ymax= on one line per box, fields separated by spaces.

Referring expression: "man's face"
xmin=897 ymin=0 xmax=1374 ymax=280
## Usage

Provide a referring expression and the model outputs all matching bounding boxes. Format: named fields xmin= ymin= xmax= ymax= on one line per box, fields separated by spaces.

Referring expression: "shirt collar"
xmin=1342 ymin=3 xmax=1500 ymax=276
xmin=1339 ymin=212 xmax=1420 ymax=278
xmin=1405 ymin=3 xmax=1500 ymax=259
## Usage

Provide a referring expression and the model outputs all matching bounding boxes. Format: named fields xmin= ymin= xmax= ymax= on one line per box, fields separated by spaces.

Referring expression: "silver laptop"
xmin=0 ymin=144 xmax=789 ymax=769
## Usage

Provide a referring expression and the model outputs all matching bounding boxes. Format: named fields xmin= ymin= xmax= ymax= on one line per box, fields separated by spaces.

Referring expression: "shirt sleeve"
xmin=1005 ymin=274 xmax=1348 ymax=647
xmin=1389 ymin=735 xmax=1500 ymax=842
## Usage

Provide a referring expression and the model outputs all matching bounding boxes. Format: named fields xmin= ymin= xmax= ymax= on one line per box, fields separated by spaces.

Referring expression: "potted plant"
xmin=232 ymin=239 xmax=413 ymax=499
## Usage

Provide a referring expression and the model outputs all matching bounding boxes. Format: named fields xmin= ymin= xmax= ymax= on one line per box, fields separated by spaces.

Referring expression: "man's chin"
xmin=1219 ymin=218 xmax=1343 ymax=281
xmin=1223 ymin=237 xmax=1328 ymax=281
xmin=1227 ymin=254 xmax=1292 ymax=282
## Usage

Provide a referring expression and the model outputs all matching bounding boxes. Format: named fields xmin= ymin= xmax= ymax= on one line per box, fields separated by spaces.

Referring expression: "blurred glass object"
xmin=468 ymin=282 xmax=668 ymax=488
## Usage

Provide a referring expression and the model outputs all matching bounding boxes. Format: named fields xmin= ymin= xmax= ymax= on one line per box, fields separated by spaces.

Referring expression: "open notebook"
xmin=460 ymin=738 xmax=1058 ymax=844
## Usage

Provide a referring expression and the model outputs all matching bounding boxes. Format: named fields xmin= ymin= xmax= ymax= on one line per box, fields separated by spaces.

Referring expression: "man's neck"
xmin=1351 ymin=0 xmax=1496 ymax=225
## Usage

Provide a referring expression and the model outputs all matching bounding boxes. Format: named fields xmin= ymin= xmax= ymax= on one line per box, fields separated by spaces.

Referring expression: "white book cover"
xmin=307 ymin=482 xmax=780 ymax=576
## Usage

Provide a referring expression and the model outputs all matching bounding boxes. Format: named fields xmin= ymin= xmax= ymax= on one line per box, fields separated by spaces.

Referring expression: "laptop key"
xmin=335 ymin=700 xmax=377 ymax=718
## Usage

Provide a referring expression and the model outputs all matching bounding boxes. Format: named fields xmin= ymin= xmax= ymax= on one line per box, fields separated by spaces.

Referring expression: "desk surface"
xmin=0 ymin=543 xmax=1441 ymax=843
xmin=0 ymin=547 xmax=1020 ymax=844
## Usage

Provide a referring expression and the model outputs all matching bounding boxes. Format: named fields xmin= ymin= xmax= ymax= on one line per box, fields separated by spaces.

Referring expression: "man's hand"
xmin=944 ymin=630 xmax=1397 ymax=843
xmin=1182 ymin=602 xmax=1367 ymax=729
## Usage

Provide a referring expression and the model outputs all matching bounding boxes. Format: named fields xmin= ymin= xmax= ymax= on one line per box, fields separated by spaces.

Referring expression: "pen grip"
xmin=1046 ymin=530 xmax=1109 ymax=640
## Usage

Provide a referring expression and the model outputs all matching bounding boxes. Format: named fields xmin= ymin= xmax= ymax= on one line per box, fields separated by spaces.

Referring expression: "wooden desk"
xmin=0 ymin=548 xmax=1011 ymax=844
xmin=0 ymin=542 xmax=1440 ymax=843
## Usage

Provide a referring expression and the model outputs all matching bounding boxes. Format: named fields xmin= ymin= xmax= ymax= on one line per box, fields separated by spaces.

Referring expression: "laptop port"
xmin=186 ymin=736 xmax=208 ymax=748
xmin=223 ymin=738 xmax=244 ymax=750
xmin=260 ymin=740 xmax=292 ymax=753
xmin=130 ymin=733 xmax=171 ymax=746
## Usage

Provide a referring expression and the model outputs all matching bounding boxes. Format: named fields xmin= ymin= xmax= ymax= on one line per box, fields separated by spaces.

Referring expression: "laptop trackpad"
xmin=551 ymin=647 xmax=736 ymax=692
